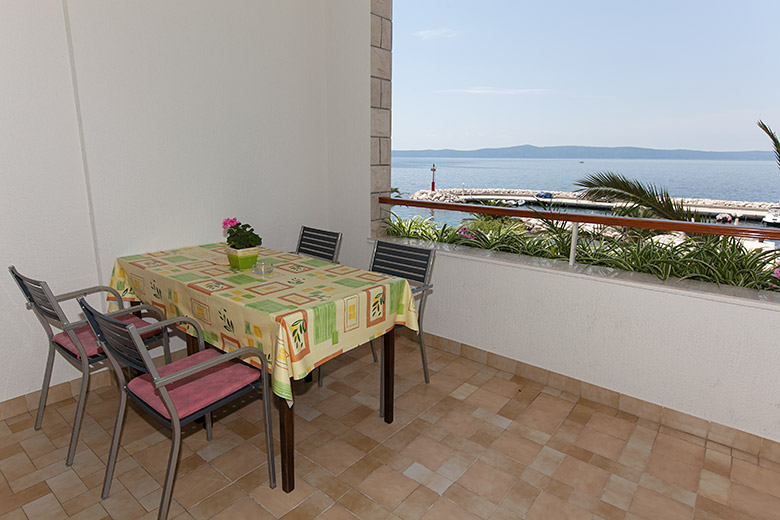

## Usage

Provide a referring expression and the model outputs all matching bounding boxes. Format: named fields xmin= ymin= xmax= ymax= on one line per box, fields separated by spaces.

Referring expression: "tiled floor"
xmin=2 ymin=337 xmax=779 ymax=520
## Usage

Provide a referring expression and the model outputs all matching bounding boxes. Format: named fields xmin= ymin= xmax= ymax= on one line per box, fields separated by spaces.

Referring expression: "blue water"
xmin=390 ymin=157 xmax=780 ymax=227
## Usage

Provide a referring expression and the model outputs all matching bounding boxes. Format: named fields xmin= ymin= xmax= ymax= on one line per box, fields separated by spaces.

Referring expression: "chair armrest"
xmin=134 ymin=316 xmax=205 ymax=350
xmin=62 ymin=305 xmax=165 ymax=334
xmin=411 ymin=283 xmax=433 ymax=294
xmin=62 ymin=318 xmax=89 ymax=331
xmin=107 ymin=304 xmax=164 ymax=321
xmin=153 ymin=346 xmax=264 ymax=389
xmin=56 ymin=285 xmax=125 ymax=309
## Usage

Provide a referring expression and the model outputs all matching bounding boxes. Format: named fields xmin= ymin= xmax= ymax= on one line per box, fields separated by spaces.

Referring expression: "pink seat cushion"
xmin=126 ymin=349 xmax=260 ymax=420
xmin=52 ymin=314 xmax=157 ymax=360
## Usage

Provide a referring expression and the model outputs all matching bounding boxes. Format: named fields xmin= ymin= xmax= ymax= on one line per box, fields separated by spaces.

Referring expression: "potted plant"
xmin=223 ymin=217 xmax=262 ymax=269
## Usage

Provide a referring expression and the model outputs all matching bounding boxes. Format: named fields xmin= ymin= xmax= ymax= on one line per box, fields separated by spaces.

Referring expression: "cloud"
xmin=414 ymin=27 xmax=458 ymax=40
xmin=438 ymin=87 xmax=548 ymax=95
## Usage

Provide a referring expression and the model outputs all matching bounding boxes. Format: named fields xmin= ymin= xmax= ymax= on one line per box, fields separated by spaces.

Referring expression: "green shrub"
xmin=384 ymin=214 xmax=780 ymax=291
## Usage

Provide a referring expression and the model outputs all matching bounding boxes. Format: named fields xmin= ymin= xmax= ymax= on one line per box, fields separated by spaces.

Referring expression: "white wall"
xmin=324 ymin=1 xmax=372 ymax=267
xmin=0 ymin=1 xmax=370 ymax=403
xmin=0 ymin=0 xmax=100 ymax=404
xmin=425 ymin=248 xmax=780 ymax=441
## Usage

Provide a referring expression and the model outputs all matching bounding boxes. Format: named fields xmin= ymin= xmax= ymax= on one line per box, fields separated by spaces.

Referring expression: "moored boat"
xmin=762 ymin=207 xmax=780 ymax=227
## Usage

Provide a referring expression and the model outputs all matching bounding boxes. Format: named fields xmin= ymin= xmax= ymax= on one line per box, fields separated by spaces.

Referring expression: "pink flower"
xmin=457 ymin=226 xmax=476 ymax=240
xmin=773 ymin=267 xmax=780 ymax=279
xmin=222 ymin=217 xmax=240 ymax=229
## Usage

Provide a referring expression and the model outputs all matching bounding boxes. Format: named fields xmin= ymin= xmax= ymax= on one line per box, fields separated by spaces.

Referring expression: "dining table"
xmin=108 ymin=243 xmax=419 ymax=492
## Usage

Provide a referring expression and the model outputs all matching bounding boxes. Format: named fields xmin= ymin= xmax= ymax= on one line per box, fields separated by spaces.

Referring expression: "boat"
xmin=535 ymin=191 xmax=553 ymax=200
xmin=715 ymin=213 xmax=732 ymax=224
xmin=763 ymin=207 xmax=780 ymax=227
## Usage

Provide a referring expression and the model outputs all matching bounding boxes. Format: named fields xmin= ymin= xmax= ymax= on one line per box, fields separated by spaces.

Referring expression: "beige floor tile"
xmin=394 ymin=484 xmax=439 ymax=520
xmin=464 ymin=389 xmax=509 ymax=414
xmin=251 ymin=477 xmax=315 ymax=518
xmin=586 ymin=412 xmax=635 ymax=440
xmin=575 ymin=428 xmax=626 ymax=461
xmin=480 ymin=378 xmax=522 ymax=399
xmin=553 ymin=455 xmax=610 ymax=497
xmin=729 ymin=482 xmax=780 ymax=520
xmin=601 ymin=474 xmax=637 ymax=510
xmin=697 ymin=469 xmax=729 ymax=505
xmin=187 ymin=483 xmax=247 ymax=519
xmin=628 ymin=486 xmax=693 ymax=520
xmin=435 ymin=411 xmax=484 ymax=438
xmin=528 ymin=446 xmax=565 ymax=476
xmin=21 ymin=493 xmax=68 ymax=520
xmin=456 ymin=460 xmax=516 ymax=504
xmin=498 ymin=479 xmax=540 ymax=516
xmin=358 ymin=465 xmax=419 ymax=509
xmin=46 ymin=468 xmax=89 ymax=503
xmin=309 ymin=438 xmax=366 ymax=475
xmin=420 ymin=498 xmax=481 ymax=520
xmin=644 ymin=452 xmax=701 ymax=492
xmin=209 ymin=442 xmax=268 ymax=481
xmin=730 ymin=457 xmax=780 ymax=499
xmin=400 ymin=434 xmax=455 ymax=471
xmin=171 ymin=463 xmax=229 ymax=508
xmin=317 ymin=504 xmax=361 ymax=520
xmin=516 ymin=394 xmax=574 ymax=435
xmin=210 ymin=495 xmax=274 ymax=519
xmin=337 ymin=488 xmax=391 ymax=520
xmin=490 ymin=430 xmax=543 ymax=465
xmin=525 ymin=491 xmax=590 ymax=520
xmin=442 ymin=483 xmax=497 ymax=518
xmin=652 ymin=433 xmax=705 ymax=468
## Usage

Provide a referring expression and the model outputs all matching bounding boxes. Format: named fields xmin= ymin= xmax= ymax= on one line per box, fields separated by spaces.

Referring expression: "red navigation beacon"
xmin=431 ymin=163 xmax=436 ymax=191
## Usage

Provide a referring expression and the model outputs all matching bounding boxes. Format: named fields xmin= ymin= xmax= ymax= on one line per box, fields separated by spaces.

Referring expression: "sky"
xmin=392 ymin=1 xmax=780 ymax=152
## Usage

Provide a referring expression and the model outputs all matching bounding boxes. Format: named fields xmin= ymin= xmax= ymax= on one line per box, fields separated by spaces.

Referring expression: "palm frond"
xmin=575 ymin=171 xmax=700 ymax=222
xmin=758 ymin=120 xmax=780 ymax=172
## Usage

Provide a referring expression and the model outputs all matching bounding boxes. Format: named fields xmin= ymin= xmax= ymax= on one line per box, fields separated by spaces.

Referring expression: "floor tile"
xmin=3 ymin=342 xmax=780 ymax=520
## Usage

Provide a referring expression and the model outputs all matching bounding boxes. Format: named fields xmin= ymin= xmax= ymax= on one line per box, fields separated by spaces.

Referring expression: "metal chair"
xmin=78 ymin=299 xmax=275 ymax=520
xmin=316 ymin=241 xmax=435 ymax=387
xmin=295 ymin=226 xmax=343 ymax=262
xmin=368 ymin=241 xmax=435 ymax=383
xmin=8 ymin=266 xmax=168 ymax=466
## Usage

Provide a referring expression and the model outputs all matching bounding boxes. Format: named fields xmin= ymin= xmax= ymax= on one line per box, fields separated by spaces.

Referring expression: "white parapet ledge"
xmin=372 ymin=236 xmax=780 ymax=313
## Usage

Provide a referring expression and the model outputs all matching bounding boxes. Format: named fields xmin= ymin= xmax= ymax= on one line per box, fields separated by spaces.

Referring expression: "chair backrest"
xmin=370 ymin=241 xmax=434 ymax=285
xmin=79 ymin=299 xmax=149 ymax=373
xmin=8 ymin=266 xmax=67 ymax=325
xmin=296 ymin=226 xmax=343 ymax=262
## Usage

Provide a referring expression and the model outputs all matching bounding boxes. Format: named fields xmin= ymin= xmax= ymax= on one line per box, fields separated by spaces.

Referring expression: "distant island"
xmin=392 ymin=144 xmax=773 ymax=161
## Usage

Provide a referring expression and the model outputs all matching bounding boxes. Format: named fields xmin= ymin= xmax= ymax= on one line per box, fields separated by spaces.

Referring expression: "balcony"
xmin=3 ymin=2 xmax=779 ymax=519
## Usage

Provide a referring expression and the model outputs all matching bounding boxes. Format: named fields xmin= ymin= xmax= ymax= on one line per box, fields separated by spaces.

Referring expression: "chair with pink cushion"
xmin=8 ymin=265 xmax=168 ymax=467
xmin=78 ymin=298 xmax=275 ymax=520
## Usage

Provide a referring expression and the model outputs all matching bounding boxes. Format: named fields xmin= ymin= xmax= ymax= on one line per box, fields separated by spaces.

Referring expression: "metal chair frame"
xmin=8 ymin=266 xmax=168 ymax=466
xmin=295 ymin=226 xmax=343 ymax=262
xmin=315 ymin=241 xmax=435 ymax=389
xmin=79 ymin=299 xmax=275 ymax=520
xmin=369 ymin=240 xmax=435 ymax=381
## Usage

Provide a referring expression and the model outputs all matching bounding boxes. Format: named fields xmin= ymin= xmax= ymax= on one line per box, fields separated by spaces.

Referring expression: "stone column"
xmin=370 ymin=0 xmax=392 ymax=236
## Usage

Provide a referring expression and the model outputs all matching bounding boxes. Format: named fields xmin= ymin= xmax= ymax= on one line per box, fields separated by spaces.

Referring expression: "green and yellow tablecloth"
xmin=109 ymin=243 xmax=418 ymax=399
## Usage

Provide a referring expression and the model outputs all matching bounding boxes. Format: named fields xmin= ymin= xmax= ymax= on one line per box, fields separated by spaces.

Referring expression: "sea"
xmin=390 ymin=157 xmax=780 ymax=227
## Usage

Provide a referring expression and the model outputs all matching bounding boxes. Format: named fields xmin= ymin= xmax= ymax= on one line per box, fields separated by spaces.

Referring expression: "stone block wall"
xmin=370 ymin=0 xmax=392 ymax=236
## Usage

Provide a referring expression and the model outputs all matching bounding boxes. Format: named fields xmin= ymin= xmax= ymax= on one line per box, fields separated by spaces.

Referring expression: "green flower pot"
xmin=226 ymin=246 xmax=259 ymax=270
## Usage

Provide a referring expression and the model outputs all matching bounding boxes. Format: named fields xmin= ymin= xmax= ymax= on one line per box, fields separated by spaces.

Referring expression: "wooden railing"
xmin=378 ymin=197 xmax=780 ymax=241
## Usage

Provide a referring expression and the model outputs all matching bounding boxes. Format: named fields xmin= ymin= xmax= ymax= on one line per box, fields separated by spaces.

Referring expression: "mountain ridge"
xmin=392 ymin=144 xmax=772 ymax=161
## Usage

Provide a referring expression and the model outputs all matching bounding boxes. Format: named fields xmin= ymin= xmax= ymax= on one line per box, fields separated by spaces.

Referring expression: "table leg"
xmin=279 ymin=395 xmax=295 ymax=492
xmin=129 ymin=300 xmax=142 ymax=318
xmin=185 ymin=334 xmax=199 ymax=356
xmin=383 ymin=327 xmax=395 ymax=424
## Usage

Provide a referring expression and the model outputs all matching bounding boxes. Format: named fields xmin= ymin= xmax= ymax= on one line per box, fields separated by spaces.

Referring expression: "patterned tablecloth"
xmin=109 ymin=243 xmax=418 ymax=399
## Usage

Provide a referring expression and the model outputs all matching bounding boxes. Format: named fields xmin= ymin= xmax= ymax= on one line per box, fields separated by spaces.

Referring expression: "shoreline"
xmin=410 ymin=188 xmax=779 ymax=220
